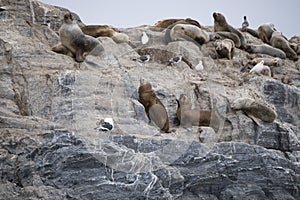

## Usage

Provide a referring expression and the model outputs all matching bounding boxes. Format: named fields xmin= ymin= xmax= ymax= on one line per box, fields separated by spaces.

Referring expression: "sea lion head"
xmin=213 ymin=12 xmax=226 ymax=23
xmin=139 ymin=78 xmax=153 ymax=93
xmin=177 ymin=94 xmax=192 ymax=110
xmin=63 ymin=12 xmax=73 ymax=24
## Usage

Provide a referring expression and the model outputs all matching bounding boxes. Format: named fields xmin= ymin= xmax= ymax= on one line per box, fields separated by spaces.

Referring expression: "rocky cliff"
xmin=0 ymin=0 xmax=300 ymax=199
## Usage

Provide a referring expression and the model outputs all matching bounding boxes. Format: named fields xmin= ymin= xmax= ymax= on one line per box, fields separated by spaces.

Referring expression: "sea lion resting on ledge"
xmin=81 ymin=25 xmax=130 ymax=44
xmin=231 ymin=97 xmax=277 ymax=122
xmin=176 ymin=94 xmax=219 ymax=132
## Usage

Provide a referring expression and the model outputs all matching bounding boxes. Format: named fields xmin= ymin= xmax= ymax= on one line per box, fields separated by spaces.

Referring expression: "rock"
xmin=0 ymin=0 xmax=299 ymax=199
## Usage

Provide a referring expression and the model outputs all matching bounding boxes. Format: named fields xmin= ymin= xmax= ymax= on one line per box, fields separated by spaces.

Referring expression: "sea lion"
xmin=81 ymin=25 xmax=130 ymax=44
xmin=270 ymin=31 xmax=298 ymax=61
xmin=154 ymin=18 xmax=184 ymax=29
xmin=58 ymin=13 xmax=103 ymax=62
xmin=138 ymin=79 xmax=170 ymax=133
xmin=258 ymin=23 xmax=276 ymax=44
xmin=167 ymin=23 xmax=210 ymax=46
xmin=81 ymin=25 xmax=118 ymax=37
xmin=51 ymin=43 xmax=73 ymax=57
xmin=289 ymin=35 xmax=300 ymax=55
xmin=249 ymin=57 xmax=282 ymax=67
xmin=176 ymin=94 xmax=219 ymax=131
xmin=214 ymin=38 xmax=235 ymax=59
xmin=213 ymin=12 xmax=246 ymax=48
xmin=210 ymin=31 xmax=241 ymax=48
xmin=231 ymin=97 xmax=277 ymax=122
xmin=249 ymin=60 xmax=271 ymax=77
xmin=155 ymin=18 xmax=201 ymax=29
xmin=244 ymin=43 xmax=286 ymax=59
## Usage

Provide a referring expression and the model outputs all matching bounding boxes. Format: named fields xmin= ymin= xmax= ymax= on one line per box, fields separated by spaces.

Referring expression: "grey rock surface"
xmin=0 ymin=0 xmax=299 ymax=199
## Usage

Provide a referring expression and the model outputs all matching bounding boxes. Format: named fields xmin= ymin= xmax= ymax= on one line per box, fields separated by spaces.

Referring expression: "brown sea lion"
xmin=270 ymin=31 xmax=298 ymax=61
xmin=138 ymin=79 xmax=170 ymax=133
xmin=244 ymin=43 xmax=287 ymax=59
xmin=213 ymin=12 xmax=246 ymax=48
xmin=176 ymin=94 xmax=219 ymax=131
xmin=170 ymin=24 xmax=209 ymax=45
xmin=81 ymin=25 xmax=119 ymax=37
xmin=214 ymin=38 xmax=235 ymax=59
xmin=57 ymin=13 xmax=103 ymax=62
xmin=155 ymin=18 xmax=201 ymax=29
xmin=257 ymin=23 xmax=276 ymax=44
xmin=231 ymin=97 xmax=277 ymax=122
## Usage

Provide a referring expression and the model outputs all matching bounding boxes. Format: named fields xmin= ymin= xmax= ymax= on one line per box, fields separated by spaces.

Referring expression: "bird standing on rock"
xmin=249 ymin=60 xmax=271 ymax=76
xmin=195 ymin=60 xmax=204 ymax=71
xmin=141 ymin=32 xmax=149 ymax=45
xmin=242 ymin=16 xmax=249 ymax=31
xmin=167 ymin=54 xmax=182 ymax=66
xmin=132 ymin=53 xmax=150 ymax=63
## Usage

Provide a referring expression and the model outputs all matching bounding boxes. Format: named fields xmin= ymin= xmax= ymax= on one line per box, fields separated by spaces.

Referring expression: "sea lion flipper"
xmin=75 ymin=49 xmax=84 ymax=62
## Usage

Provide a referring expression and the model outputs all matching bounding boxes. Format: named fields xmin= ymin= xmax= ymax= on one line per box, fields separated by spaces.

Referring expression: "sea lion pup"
xmin=58 ymin=13 xmax=103 ymax=62
xmin=214 ymin=38 xmax=235 ymax=59
xmin=138 ymin=79 xmax=170 ymax=133
xmin=231 ymin=97 xmax=277 ymax=122
xmin=258 ymin=23 xmax=276 ymax=44
xmin=167 ymin=23 xmax=210 ymax=46
xmin=244 ymin=43 xmax=286 ymax=59
xmin=270 ymin=31 xmax=298 ymax=61
xmin=176 ymin=94 xmax=219 ymax=131
xmin=213 ymin=12 xmax=246 ymax=48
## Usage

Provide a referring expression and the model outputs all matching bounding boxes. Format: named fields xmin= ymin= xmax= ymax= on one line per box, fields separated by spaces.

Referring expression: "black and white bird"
xmin=167 ymin=54 xmax=183 ymax=66
xmin=96 ymin=118 xmax=114 ymax=131
xmin=242 ymin=16 xmax=249 ymax=31
xmin=141 ymin=31 xmax=149 ymax=45
xmin=132 ymin=53 xmax=150 ymax=63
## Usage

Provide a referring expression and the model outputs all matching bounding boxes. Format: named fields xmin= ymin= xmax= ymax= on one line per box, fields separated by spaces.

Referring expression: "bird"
xmin=132 ymin=53 xmax=150 ymax=63
xmin=249 ymin=60 xmax=271 ymax=76
xmin=195 ymin=60 xmax=204 ymax=71
xmin=141 ymin=31 xmax=149 ymax=45
xmin=96 ymin=118 xmax=114 ymax=131
xmin=167 ymin=54 xmax=182 ymax=66
xmin=242 ymin=16 xmax=249 ymax=31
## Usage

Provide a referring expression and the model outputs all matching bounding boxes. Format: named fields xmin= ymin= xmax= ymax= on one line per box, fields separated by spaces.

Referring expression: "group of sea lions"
xmin=51 ymin=12 xmax=295 ymax=133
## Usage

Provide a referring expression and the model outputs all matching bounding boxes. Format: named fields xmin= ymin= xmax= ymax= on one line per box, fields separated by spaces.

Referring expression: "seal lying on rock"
xmin=56 ymin=12 xmax=103 ymax=62
xmin=176 ymin=94 xmax=219 ymax=131
xmin=154 ymin=18 xmax=201 ymax=29
xmin=138 ymin=79 xmax=170 ymax=133
xmin=166 ymin=23 xmax=210 ymax=46
xmin=81 ymin=25 xmax=130 ymax=44
xmin=231 ymin=97 xmax=277 ymax=122
xmin=244 ymin=43 xmax=286 ymax=59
